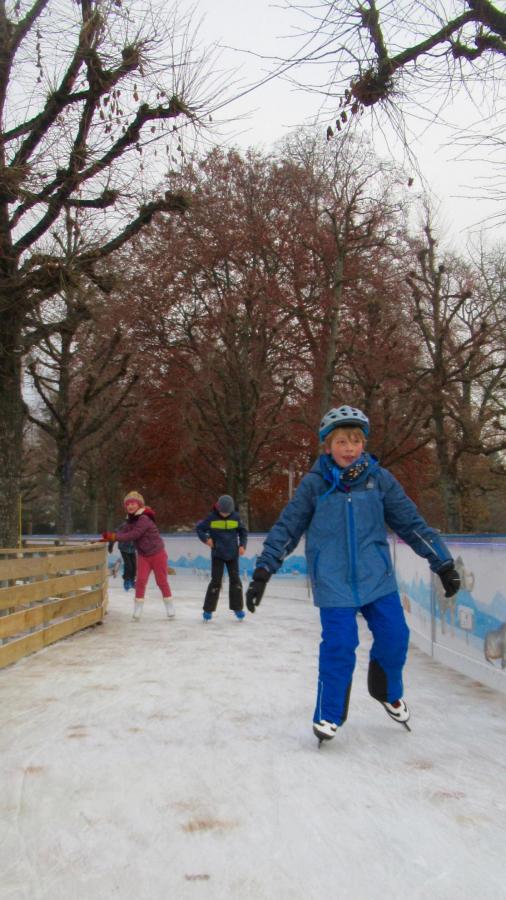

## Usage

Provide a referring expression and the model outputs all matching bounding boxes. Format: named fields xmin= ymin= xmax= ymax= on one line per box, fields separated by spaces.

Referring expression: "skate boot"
xmin=132 ymin=601 xmax=144 ymax=622
xmin=313 ymin=720 xmax=338 ymax=745
xmin=203 ymin=611 xmax=213 ymax=622
xmin=163 ymin=599 xmax=175 ymax=618
xmin=234 ymin=610 xmax=246 ymax=620
xmin=381 ymin=699 xmax=411 ymax=731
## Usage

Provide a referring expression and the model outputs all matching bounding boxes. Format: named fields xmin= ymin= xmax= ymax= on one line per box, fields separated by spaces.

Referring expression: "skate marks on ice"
xmin=1 ymin=580 xmax=506 ymax=900
xmin=406 ymin=758 xmax=434 ymax=771
xmin=181 ymin=813 xmax=239 ymax=834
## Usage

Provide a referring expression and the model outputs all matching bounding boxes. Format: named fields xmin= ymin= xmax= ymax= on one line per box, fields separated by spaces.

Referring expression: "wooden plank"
xmin=0 ymin=571 xmax=106 ymax=611
xmin=0 ymin=589 xmax=104 ymax=639
xmin=0 ymin=543 xmax=100 ymax=556
xmin=0 ymin=547 xmax=106 ymax=580
xmin=0 ymin=607 xmax=104 ymax=669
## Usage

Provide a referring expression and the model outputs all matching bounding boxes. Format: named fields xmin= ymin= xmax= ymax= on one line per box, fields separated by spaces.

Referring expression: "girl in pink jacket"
xmin=102 ymin=491 xmax=174 ymax=621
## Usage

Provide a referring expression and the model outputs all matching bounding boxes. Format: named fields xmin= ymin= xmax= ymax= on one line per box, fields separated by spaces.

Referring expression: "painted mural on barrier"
xmin=107 ymin=532 xmax=307 ymax=580
xmin=164 ymin=533 xmax=306 ymax=578
xmin=394 ymin=537 xmax=506 ymax=674
xmin=106 ymin=530 xmax=506 ymax=676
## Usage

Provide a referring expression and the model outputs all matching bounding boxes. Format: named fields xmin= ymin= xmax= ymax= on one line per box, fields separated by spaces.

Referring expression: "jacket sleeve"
xmin=238 ymin=517 xmax=248 ymax=549
xmin=196 ymin=514 xmax=211 ymax=544
xmin=256 ymin=475 xmax=317 ymax=575
xmin=380 ymin=469 xmax=453 ymax=572
xmin=115 ymin=516 xmax=152 ymax=544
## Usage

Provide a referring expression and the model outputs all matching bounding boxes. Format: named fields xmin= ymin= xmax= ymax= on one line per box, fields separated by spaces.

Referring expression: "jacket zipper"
xmin=346 ymin=495 xmax=360 ymax=605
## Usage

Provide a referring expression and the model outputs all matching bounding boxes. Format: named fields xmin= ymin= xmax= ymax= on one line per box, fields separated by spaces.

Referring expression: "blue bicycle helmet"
xmin=319 ymin=405 xmax=369 ymax=442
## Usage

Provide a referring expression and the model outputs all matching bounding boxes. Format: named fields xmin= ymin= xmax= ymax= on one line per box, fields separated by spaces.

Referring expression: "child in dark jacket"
xmin=102 ymin=491 xmax=174 ymax=622
xmin=196 ymin=495 xmax=248 ymax=622
xmin=108 ymin=534 xmax=136 ymax=591
xmin=245 ymin=405 xmax=461 ymax=743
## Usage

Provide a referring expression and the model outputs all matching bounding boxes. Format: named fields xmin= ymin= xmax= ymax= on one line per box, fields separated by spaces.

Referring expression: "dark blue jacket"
xmin=256 ymin=453 xmax=453 ymax=609
xmin=114 ymin=521 xmax=135 ymax=554
xmin=196 ymin=506 xmax=248 ymax=561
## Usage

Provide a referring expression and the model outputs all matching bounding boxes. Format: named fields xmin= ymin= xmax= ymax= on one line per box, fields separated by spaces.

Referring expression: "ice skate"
xmin=381 ymin=699 xmax=411 ymax=731
xmin=132 ymin=601 xmax=144 ymax=622
xmin=203 ymin=611 xmax=213 ymax=622
xmin=163 ymin=599 xmax=175 ymax=618
xmin=313 ymin=720 xmax=338 ymax=746
xmin=234 ymin=610 xmax=246 ymax=620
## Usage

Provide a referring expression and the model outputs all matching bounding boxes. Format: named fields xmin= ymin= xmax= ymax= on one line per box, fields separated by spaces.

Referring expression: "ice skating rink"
xmin=1 ymin=572 xmax=505 ymax=900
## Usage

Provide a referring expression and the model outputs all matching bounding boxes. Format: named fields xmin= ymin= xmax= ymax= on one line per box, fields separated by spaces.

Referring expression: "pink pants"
xmin=135 ymin=550 xmax=171 ymax=599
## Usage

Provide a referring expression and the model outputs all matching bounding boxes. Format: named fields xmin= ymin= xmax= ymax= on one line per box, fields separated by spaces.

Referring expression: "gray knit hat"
xmin=216 ymin=495 xmax=234 ymax=514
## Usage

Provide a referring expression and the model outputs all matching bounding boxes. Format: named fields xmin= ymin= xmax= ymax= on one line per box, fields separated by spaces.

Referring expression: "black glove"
xmin=437 ymin=563 xmax=461 ymax=598
xmin=246 ymin=567 xmax=271 ymax=613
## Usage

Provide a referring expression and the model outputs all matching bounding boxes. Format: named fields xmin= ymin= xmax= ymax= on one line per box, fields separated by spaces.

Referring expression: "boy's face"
xmin=328 ymin=429 xmax=365 ymax=468
xmin=125 ymin=500 xmax=141 ymax=514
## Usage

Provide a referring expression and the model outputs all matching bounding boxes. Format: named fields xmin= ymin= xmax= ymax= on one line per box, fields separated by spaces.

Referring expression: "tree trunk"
xmin=56 ymin=450 xmax=74 ymax=536
xmin=0 ymin=309 xmax=25 ymax=547
xmin=86 ymin=471 xmax=99 ymax=535
xmin=233 ymin=470 xmax=250 ymax=530
xmin=319 ymin=252 xmax=345 ymax=419
xmin=433 ymin=406 xmax=461 ymax=532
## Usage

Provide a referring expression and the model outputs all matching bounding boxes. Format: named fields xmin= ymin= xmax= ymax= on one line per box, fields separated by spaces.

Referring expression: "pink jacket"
xmin=115 ymin=508 xmax=165 ymax=558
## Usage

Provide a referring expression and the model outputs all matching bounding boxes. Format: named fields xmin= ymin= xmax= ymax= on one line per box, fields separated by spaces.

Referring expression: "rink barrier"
xmin=392 ymin=535 xmax=506 ymax=693
xmin=23 ymin=532 xmax=506 ymax=694
xmin=0 ymin=542 xmax=107 ymax=669
xmin=153 ymin=532 xmax=506 ymax=694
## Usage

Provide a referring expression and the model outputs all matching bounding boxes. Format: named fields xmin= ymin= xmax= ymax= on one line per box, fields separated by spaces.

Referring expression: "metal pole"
xmin=18 ymin=495 xmax=22 ymax=549
xmin=288 ymin=463 xmax=294 ymax=500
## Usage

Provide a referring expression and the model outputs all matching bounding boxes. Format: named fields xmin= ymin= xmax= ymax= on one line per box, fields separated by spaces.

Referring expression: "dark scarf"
xmin=320 ymin=452 xmax=371 ymax=494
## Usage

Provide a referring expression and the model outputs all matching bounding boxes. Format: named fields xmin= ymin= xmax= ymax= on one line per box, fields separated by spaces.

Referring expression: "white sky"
xmin=194 ymin=0 xmax=506 ymax=253
xmin=2 ymin=574 xmax=505 ymax=899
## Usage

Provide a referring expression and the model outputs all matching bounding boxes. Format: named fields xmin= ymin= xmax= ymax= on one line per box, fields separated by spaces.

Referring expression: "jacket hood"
xmin=128 ymin=506 xmax=156 ymax=522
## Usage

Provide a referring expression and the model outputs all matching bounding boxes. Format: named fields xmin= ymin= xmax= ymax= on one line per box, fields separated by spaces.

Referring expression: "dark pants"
xmin=203 ymin=556 xmax=243 ymax=612
xmin=313 ymin=591 xmax=410 ymax=726
xmin=120 ymin=550 xmax=136 ymax=585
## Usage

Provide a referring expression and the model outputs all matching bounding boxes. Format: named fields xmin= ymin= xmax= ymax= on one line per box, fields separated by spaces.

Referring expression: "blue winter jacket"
xmin=256 ymin=453 xmax=453 ymax=609
xmin=196 ymin=506 xmax=248 ymax=561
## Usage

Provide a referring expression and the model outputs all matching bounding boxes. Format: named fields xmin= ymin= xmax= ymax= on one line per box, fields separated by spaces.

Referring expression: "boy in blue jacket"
xmin=246 ymin=406 xmax=460 ymax=742
xmin=196 ymin=495 xmax=248 ymax=622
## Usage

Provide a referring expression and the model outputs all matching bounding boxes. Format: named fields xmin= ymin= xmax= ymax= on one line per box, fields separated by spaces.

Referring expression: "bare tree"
xmin=406 ymin=219 xmax=506 ymax=530
xmin=26 ymin=289 xmax=139 ymax=534
xmin=117 ymin=148 xmax=301 ymax=525
xmin=284 ymin=1 xmax=506 ymax=118
xmin=0 ymin=0 xmax=223 ymax=545
xmin=275 ymin=131 xmax=426 ymax=459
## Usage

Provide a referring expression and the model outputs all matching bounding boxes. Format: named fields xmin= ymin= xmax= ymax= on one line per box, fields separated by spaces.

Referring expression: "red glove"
xmin=100 ymin=531 xmax=116 ymax=542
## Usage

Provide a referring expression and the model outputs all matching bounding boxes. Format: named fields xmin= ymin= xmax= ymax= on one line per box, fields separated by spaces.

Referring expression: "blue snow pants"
xmin=313 ymin=591 xmax=410 ymax=726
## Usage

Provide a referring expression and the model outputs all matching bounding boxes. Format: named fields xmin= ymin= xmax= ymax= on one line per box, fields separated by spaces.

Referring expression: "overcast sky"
xmin=194 ymin=0 xmax=506 ymax=253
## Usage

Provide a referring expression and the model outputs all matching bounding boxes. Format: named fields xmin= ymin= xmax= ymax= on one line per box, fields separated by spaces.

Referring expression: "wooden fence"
xmin=0 ymin=542 xmax=108 ymax=669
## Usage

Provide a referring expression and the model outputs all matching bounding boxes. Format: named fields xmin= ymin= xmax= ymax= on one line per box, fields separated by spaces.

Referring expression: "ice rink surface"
xmin=1 ymin=572 xmax=505 ymax=900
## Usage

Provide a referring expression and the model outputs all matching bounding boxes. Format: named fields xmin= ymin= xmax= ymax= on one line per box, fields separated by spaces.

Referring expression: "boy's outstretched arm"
xmin=381 ymin=470 xmax=460 ymax=596
xmin=246 ymin=478 xmax=316 ymax=613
